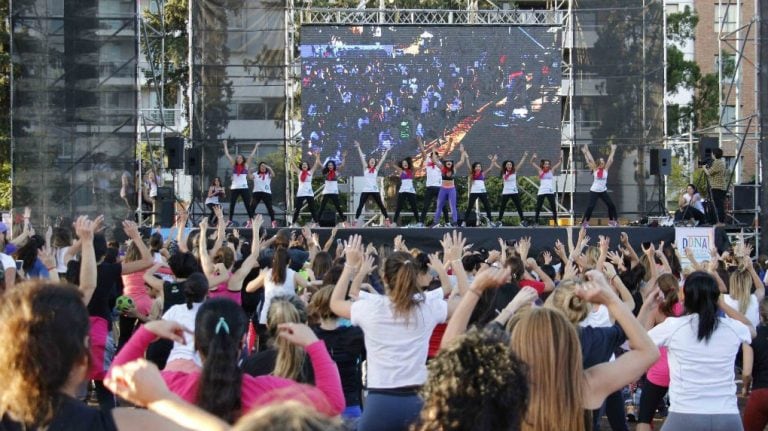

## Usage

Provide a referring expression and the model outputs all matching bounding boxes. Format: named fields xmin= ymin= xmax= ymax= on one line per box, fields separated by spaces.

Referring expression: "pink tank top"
xmin=208 ymin=273 xmax=242 ymax=305
xmin=122 ymin=271 xmax=153 ymax=316
xmin=646 ymin=302 xmax=684 ymax=386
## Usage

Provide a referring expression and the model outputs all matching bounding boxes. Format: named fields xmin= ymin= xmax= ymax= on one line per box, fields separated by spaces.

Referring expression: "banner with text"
xmin=675 ymin=227 xmax=715 ymax=269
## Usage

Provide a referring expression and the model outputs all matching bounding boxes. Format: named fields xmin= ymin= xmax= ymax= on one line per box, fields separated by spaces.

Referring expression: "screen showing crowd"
xmin=300 ymin=25 xmax=562 ymax=169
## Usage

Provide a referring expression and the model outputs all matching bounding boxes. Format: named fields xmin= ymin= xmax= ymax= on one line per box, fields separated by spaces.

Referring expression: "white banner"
xmin=675 ymin=227 xmax=715 ymax=269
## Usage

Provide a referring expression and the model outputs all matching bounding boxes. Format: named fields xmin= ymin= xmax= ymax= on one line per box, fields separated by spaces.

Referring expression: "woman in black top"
xmin=743 ymin=299 xmax=768 ymax=431
xmin=308 ymin=285 xmax=365 ymax=419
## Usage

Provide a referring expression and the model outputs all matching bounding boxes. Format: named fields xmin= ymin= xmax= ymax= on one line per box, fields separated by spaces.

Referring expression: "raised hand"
xmin=143 ymin=320 xmax=192 ymax=344
xmin=74 ymin=215 xmax=96 ymax=242
xmin=105 ymin=359 xmax=173 ymax=408
xmin=542 ymin=250 xmax=552 ymax=265
xmin=277 ymin=322 xmax=319 ymax=348
xmin=359 ymin=254 xmax=378 ymax=277
xmin=469 ymin=266 xmax=512 ymax=293
xmin=343 ymin=234 xmax=364 ymax=267
xmin=122 ymin=220 xmax=141 ymax=239
xmin=575 ymin=270 xmax=620 ymax=305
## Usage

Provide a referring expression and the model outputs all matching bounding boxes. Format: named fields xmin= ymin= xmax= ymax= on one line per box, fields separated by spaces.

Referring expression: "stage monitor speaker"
xmin=318 ymin=211 xmax=336 ymax=227
xmin=156 ymin=186 xmax=174 ymax=200
xmin=157 ymin=200 xmax=175 ymax=227
xmin=463 ymin=210 xmax=477 ymax=227
xmin=185 ymin=147 xmax=201 ymax=175
xmin=699 ymin=137 xmax=719 ymax=161
xmin=649 ymin=149 xmax=671 ymax=176
xmin=733 ymin=185 xmax=756 ymax=211
xmin=165 ymin=137 xmax=184 ymax=169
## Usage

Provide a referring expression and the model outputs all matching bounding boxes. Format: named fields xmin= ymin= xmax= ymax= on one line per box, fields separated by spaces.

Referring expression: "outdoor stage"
xmin=244 ymin=226 xmax=728 ymax=254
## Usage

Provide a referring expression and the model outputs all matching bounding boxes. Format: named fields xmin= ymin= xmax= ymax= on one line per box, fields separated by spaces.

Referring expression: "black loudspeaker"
xmin=463 ymin=210 xmax=477 ymax=227
xmin=318 ymin=211 xmax=336 ymax=227
xmin=700 ymin=137 xmax=719 ymax=161
xmin=733 ymin=185 xmax=756 ymax=210
xmin=157 ymin=200 xmax=174 ymax=227
xmin=649 ymin=149 xmax=671 ymax=176
xmin=185 ymin=147 xmax=201 ymax=175
xmin=165 ymin=137 xmax=184 ymax=169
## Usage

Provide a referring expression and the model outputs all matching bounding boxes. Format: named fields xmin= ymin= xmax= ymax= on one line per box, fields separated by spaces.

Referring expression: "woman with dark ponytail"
xmin=160 ymin=272 xmax=209 ymax=372
xmin=110 ymin=298 xmax=345 ymax=422
xmin=330 ymin=235 xmax=451 ymax=431
xmin=646 ymin=271 xmax=756 ymax=430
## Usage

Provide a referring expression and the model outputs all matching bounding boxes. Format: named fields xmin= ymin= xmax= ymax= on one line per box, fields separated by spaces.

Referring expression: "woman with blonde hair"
xmin=243 ymin=295 xmax=314 ymax=383
xmin=724 ymin=245 xmax=765 ymax=327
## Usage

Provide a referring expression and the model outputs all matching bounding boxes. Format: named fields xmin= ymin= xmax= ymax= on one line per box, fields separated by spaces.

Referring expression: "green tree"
xmin=142 ymin=0 xmax=189 ymax=115
xmin=0 ymin=0 xmax=11 ymax=209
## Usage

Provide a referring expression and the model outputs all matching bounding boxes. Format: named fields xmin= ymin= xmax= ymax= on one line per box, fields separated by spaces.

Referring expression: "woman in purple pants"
xmin=431 ymin=145 xmax=467 ymax=227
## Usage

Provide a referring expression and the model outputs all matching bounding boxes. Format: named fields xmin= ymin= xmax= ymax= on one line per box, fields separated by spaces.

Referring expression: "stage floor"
xmin=258 ymin=226 xmax=681 ymax=254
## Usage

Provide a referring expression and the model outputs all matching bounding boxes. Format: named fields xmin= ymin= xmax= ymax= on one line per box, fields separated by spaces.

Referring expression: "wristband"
xmin=467 ymin=287 xmax=482 ymax=298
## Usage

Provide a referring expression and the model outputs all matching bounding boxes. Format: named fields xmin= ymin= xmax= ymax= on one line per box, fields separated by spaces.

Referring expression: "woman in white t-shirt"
xmin=245 ymin=246 xmax=311 ymax=325
xmin=724 ymin=255 xmax=765 ymax=328
xmin=530 ymin=152 xmax=563 ymax=226
xmin=460 ymin=148 xmax=498 ymax=227
xmin=352 ymin=141 xmax=390 ymax=226
xmin=330 ymin=235 xmax=451 ymax=431
xmin=648 ymin=271 xmax=756 ymax=431
xmin=223 ymin=140 xmax=258 ymax=226
xmin=674 ymin=184 xmax=707 ymax=225
xmin=392 ymin=157 xmax=421 ymax=226
xmin=161 ymin=272 xmax=209 ymax=372
xmin=418 ymin=141 xmax=448 ymax=225
xmin=497 ymin=152 xmax=528 ymax=226
xmin=250 ymin=156 xmax=278 ymax=228
xmin=580 ymin=144 xmax=618 ymax=227
xmin=317 ymin=154 xmax=348 ymax=225
xmin=291 ymin=152 xmax=321 ymax=226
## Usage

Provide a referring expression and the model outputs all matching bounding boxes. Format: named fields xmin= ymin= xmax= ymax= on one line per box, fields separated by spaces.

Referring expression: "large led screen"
xmin=301 ymin=25 xmax=562 ymax=169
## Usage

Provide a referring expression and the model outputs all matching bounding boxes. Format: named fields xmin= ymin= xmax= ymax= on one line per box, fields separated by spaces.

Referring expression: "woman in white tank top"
xmin=291 ymin=151 xmax=321 ymax=226
xmin=580 ymin=144 xmax=618 ymax=227
xmin=223 ymin=140 xmax=258 ymax=226
xmin=530 ymin=152 xmax=563 ymax=226
xmin=352 ymin=141 xmax=390 ymax=226
xmin=497 ymin=152 xmax=529 ymax=226
xmin=249 ymin=153 xmax=278 ymax=228
xmin=392 ymin=156 xmax=421 ymax=226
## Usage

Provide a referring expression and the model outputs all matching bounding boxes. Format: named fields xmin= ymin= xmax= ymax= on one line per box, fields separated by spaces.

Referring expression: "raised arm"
xmin=529 ymin=153 xmax=542 ymax=172
xmin=605 ymin=144 xmax=617 ymax=170
xmin=517 ymin=151 xmax=529 ymax=171
xmin=580 ymin=270 xmax=659 ymax=409
xmin=353 ymin=141 xmax=367 ymax=170
xmin=222 ymin=140 xmax=234 ymax=165
xmin=330 ymin=235 xmax=364 ymax=319
xmin=312 ymin=151 xmax=322 ymax=172
xmin=454 ymin=145 xmax=467 ymax=170
xmin=229 ymin=215 xmax=263 ymax=291
xmin=376 ymin=147 xmax=390 ymax=171
xmin=143 ymin=263 xmax=166 ymax=296
xmin=551 ymin=151 xmax=564 ymax=171
xmin=483 ymin=155 xmax=498 ymax=176
xmin=337 ymin=151 xmax=348 ymax=171
xmin=75 ymin=216 xmax=98 ymax=305
xmin=581 ymin=145 xmax=597 ymax=171
xmin=198 ymin=218 xmax=214 ymax=276
xmin=121 ymin=221 xmax=154 ymax=274
xmin=245 ymin=142 xmax=260 ymax=166
xmin=175 ymin=212 xmax=189 ymax=253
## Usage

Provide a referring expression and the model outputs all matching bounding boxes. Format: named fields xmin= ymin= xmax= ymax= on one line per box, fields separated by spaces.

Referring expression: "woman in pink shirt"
xmin=636 ymin=273 xmax=684 ymax=431
xmin=110 ymin=297 xmax=345 ymax=422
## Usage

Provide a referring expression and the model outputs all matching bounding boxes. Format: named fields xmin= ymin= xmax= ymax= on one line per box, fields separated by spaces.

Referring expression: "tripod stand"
xmin=646 ymin=173 xmax=667 ymax=218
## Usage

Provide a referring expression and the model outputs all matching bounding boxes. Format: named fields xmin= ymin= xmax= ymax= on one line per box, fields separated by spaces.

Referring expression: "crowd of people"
xmin=0 ymin=200 xmax=767 ymax=431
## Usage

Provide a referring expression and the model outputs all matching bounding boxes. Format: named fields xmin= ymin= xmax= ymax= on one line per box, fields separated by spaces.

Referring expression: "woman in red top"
xmin=110 ymin=297 xmax=345 ymax=422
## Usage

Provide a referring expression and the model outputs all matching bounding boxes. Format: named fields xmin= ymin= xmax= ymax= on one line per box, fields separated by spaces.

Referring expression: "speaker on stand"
xmin=164 ymin=137 xmax=184 ymax=170
xmin=648 ymin=148 xmax=671 ymax=218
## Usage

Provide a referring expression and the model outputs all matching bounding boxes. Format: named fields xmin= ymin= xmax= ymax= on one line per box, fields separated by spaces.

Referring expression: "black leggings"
xmin=393 ymin=193 xmax=420 ymax=224
xmin=534 ymin=194 xmax=557 ymax=224
xmin=318 ymin=194 xmax=345 ymax=220
xmin=355 ymin=192 xmax=388 ymax=219
xmin=421 ymin=186 xmax=448 ymax=224
xmin=251 ymin=192 xmax=276 ymax=220
xmin=465 ymin=193 xmax=493 ymax=221
xmin=583 ymin=191 xmax=618 ymax=222
xmin=117 ymin=315 xmax=138 ymax=352
xmin=674 ymin=205 xmax=706 ymax=223
xmin=499 ymin=193 xmax=524 ymax=220
xmin=637 ymin=379 xmax=668 ymax=424
xmin=229 ymin=188 xmax=253 ymax=220
xmin=593 ymin=390 xmax=629 ymax=431
xmin=293 ymin=196 xmax=318 ymax=223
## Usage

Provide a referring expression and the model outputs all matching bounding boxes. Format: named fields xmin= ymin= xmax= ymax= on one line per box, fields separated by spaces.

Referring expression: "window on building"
xmin=714 ymin=4 xmax=737 ymax=33
xmin=238 ymin=102 xmax=266 ymax=120
xmin=666 ymin=4 xmax=679 ymax=15
xmin=722 ymin=105 xmax=736 ymax=126
xmin=715 ymin=53 xmax=738 ymax=83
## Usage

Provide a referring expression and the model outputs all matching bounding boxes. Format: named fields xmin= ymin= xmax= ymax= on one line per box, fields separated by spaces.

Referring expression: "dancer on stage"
xmin=497 ymin=152 xmax=529 ymax=226
xmin=530 ymin=151 xmax=562 ymax=226
xmin=249 ymin=144 xmax=278 ymax=228
xmin=291 ymin=152 xmax=321 ymax=227
xmin=352 ymin=141 xmax=390 ymax=226
xmin=317 ymin=152 xmax=348 ymax=225
xmin=419 ymin=141 xmax=449 ymax=226
xmin=460 ymin=147 xmax=499 ymax=227
xmin=431 ymin=145 xmax=467 ymax=227
xmin=580 ymin=144 xmax=619 ymax=227
xmin=392 ymin=157 xmax=421 ymax=226
xmin=223 ymin=140 xmax=257 ymax=226
xmin=204 ymin=177 xmax=226 ymax=226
